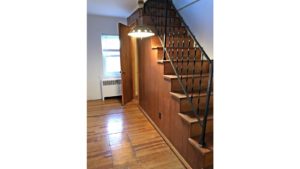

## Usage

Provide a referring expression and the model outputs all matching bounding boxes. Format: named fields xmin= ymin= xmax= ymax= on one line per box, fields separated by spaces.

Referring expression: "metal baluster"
xmin=176 ymin=31 xmax=180 ymax=71
xmin=163 ymin=0 xmax=169 ymax=61
xmin=171 ymin=32 xmax=175 ymax=61
xmin=185 ymin=39 xmax=191 ymax=92
xmin=190 ymin=44 xmax=198 ymax=100
xmin=180 ymin=34 xmax=185 ymax=80
xmin=199 ymin=59 xmax=213 ymax=146
xmin=196 ymin=49 xmax=204 ymax=116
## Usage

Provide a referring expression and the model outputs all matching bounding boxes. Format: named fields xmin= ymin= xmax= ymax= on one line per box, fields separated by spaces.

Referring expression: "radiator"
xmin=101 ymin=78 xmax=122 ymax=100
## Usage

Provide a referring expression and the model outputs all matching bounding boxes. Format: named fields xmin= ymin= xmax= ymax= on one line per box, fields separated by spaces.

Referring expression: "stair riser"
xmin=180 ymin=95 xmax=213 ymax=113
xmin=144 ymin=16 xmax=181 ymax=27
xmin=154 ymin=26 xmax=187 ymax=35
xmin=166 ymin=38 xmax=195 ymax=48
xmin=147 ymin=8 xmax=177 ymax=17
xmin=188 ymin=135 xmax=213 ymax=167
xmin=153 ymin=18 xmax=181 ymax=26
xmin=157 ymin=48 xmax=202 ymax=60
xmin=164 ymin=61 xmax=210 ymax=75
xmin=155 ymin=28 xmax=187 ymax=37
xmin=168 ymin=48 xmax=202 ymax=58
xmin=203 ymin=152 xmax=213 ymax=168
xmin=170 ymin=76 xmax=210 ymax=93
xmin=190 ymin=120 xmax=213 ymax=137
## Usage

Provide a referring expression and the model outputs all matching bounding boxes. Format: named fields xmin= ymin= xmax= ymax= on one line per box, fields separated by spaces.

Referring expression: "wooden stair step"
xmin=146 ymin=7 xmax=177 ymax=17
xmin=170 ymin=91 xmax=212 ymax=100
xmin=151 ymin=22 xmax=182 ymax=27
xmin=203 ymin=165 xmax=213 ymax=169
xmin=153 ymin=47 xmax=202 ymax=60
xmin=150 ymin=18 xmax=182 ymax=26
xmin=164 ymin=74 xmax=204 ymax=80
xmin=154 ymin=25 xmax=187 ymax=34
xmin=155 ymin=25 xmax=185 ymax=28
xmin=188 ymin=133 xmax=213 ymax=155
xmin=147 ymin=6 xmax=176 ymax=11
xmin=155 ymin=46 xmax=200 ymax=49
xmin=178 ymin=112 xmax=213 ymax=124
xmin=166 ymin=37 xmax=195 ymax=48
xmin=188 ymin=133 xmax=213 ymax=168
xmin=144 ymin=14 xmax=179 ymax=19
xmin=163 ymin=73 xmax=211 ymax=92
xmin=157 ymin=59 xmax=203 ymax=63
xmin=170 ymin=91 xmax=206 ymax=99
xmin=178 ymin=112 xmax=213 ymax=137
xmin=163 ymin=60 xmax=210 ymax=75
xmin=169 ymin=91 xmax=213 ymax=113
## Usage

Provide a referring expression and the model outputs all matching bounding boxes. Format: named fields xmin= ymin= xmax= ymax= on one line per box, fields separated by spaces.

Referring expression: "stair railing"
xmin=144 ymin=0 xmax=213 ymax=147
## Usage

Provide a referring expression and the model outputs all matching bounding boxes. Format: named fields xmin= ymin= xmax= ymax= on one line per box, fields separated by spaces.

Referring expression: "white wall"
xmin=173 ymin=0 xmax=213 ymax=59
xmin=87 ymin=15 xmax=127 ymax=100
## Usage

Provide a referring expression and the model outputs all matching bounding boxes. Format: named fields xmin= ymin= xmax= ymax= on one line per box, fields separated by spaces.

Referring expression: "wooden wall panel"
xmin=138 ymin=36 xmax=202 ymax=168
xmin=130 ymin=36 xmax=139 ymax=98
xmin=138 ymin=38 xmax=159 ymax=124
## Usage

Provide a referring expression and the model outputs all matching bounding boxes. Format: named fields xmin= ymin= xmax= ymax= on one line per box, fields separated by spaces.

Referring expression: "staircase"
xmin=143 ymin=0 xmax=214 ymax=168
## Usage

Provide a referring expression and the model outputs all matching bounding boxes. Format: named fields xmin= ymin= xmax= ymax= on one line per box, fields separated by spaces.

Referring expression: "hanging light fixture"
xmin=128 ymin=25 xmax=155 ymax=38
xmin=128 ymin=0 xmax=155 ymax=38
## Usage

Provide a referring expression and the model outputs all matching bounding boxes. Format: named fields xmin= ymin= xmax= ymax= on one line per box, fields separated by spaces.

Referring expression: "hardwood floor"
xmin=87 ymin=98 xmax=185 ymax=169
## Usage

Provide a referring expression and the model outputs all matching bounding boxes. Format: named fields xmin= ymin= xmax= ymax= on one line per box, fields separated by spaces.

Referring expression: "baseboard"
xmin=138 ymin=105 xmax=192 ymax=169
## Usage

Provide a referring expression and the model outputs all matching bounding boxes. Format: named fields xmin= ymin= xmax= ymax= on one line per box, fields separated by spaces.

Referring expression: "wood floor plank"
xmin=87 ymin=98 xmax=185 ymax=169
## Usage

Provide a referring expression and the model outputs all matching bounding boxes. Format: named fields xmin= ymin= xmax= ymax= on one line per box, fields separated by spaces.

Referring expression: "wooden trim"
xmin=138 ymin=105 xmax=192 ymax=169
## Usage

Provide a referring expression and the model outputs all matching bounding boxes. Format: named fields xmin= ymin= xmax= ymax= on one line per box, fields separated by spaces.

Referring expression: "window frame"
xmin=100 ymin=34 xmax=121 ymax=78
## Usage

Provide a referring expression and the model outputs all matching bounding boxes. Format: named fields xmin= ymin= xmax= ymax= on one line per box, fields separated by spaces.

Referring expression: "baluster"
xmin=176 ymin=31 xmax=180 ymax=71
xmin=190 ymin=44 xmax=198 ymax=100
xmin=163 ymin=0 xmax=168 ymax=60
xmin=180 ymin=34 xmax=185 ymax=80
xmin=196 ymin=49 xmax=205 ymax=116
xmin=171 ymin=32 xmax=175 ymax=61
xmin=185 ymin=39 xmax=191 ymax=92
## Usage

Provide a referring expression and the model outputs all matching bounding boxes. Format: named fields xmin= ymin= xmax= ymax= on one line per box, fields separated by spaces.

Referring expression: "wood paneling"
xmin=130 ymin=35 xmax=139 ymax=98
xmin=138 ymin=36 xmax=192 ymax=166
xmin=138 ymin=34 xmax=213 ymax=168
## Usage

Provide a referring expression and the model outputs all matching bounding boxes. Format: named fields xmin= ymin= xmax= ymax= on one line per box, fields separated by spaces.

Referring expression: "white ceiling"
xmin=87 ymin=0 xmax=144 ymax=18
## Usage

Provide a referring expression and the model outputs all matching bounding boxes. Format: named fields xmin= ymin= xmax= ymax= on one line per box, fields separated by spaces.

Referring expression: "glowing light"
xmin=128 ymin=25 xmax=155 ymax=38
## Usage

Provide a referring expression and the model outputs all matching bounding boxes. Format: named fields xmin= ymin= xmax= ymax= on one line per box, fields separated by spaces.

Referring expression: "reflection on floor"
xmin=87 ymin=98 xmax=185 ymax=169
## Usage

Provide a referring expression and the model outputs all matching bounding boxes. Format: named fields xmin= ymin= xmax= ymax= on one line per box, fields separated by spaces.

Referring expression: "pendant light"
xmin=128 ymin=25 xmax=155 ymax=38
xmin=128 ymin=0 xmax=155 ymax=38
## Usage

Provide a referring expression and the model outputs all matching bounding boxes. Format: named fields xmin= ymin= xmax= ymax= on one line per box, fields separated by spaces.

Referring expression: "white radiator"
xmin=101 ymin=78 xmax=122 ymax=100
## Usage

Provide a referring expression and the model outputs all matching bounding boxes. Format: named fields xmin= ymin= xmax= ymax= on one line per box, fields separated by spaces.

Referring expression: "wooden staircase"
xmin=119 ymin=0 xmax=214 ymax=168
xmin=144 ymin=0 xmax=214 ymax=168
xmin=158 ymin=57 xmax=214 ymax=169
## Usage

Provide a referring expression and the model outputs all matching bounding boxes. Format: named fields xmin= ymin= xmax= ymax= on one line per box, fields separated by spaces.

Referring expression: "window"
xmin=101 ymin=35 xmax=121 ymax=78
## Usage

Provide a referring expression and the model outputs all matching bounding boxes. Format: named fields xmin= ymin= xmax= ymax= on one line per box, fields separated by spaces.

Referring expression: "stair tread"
xmin=157 ymin=60 xmax=165 ymax=64
xmin=157 ymin=59 xmax=204 ymax=63
xmin=188 ymin=133 xmax=213 ymax=155
xmin=170 ymin=91 xmax=208 ymax=99
xmin=144 ymin=14 xmax=179 ymax=19
xmin=164 ymin=74 xmax=209 ymax=80
xmin=148 ymin=6 xmax=176 ymax=10
xmin=153 ymin=46 xmax=198 ymax=49
xmin=154 ymin=25 xmax=184 ymax=28
xmin=178 ymin=112 xmax=213 ymax=124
